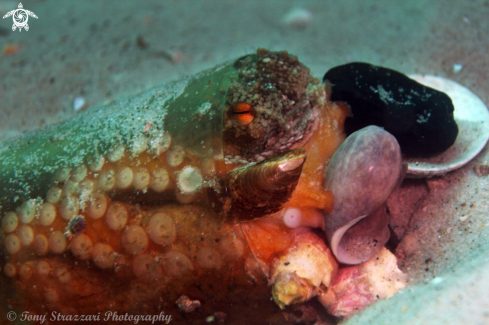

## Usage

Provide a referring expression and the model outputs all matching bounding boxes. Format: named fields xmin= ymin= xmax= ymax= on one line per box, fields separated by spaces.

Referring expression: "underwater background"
xmin=1 ymin=1 xmax=489 ymax=324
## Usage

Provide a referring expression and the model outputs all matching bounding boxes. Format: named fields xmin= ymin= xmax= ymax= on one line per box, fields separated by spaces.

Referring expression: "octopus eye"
xmin=230 ymin=102 xmax=255 ymax=126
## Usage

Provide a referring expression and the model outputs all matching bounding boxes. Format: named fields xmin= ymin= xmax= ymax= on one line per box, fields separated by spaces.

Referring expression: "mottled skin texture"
xmin=224 ymin=49 xmax=320 ymax=164
xmin=0 ymin=49 xmax=327 ymax=325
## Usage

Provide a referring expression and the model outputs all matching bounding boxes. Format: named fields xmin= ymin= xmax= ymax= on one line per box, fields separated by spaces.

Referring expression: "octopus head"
xmin=223 ymin=49 xmax=321 ymax=164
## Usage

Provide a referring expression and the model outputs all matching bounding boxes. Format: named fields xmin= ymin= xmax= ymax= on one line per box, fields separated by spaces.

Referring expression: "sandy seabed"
xmin=1 ymin=1 xmax=489 ymax=324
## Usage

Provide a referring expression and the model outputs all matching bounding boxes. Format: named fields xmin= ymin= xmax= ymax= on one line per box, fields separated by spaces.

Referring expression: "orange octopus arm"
xmin=242 ymin=100 xmax=349 ymax=265
xmin=289 ymin=100 xmax=349 ymax=213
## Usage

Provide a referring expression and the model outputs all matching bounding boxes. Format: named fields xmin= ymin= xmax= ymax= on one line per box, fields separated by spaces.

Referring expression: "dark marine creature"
xmin=324 ymin=62 xmax=459 ymax=157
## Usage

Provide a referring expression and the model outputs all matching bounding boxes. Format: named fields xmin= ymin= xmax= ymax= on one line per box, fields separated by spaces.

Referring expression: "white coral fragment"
xmin=269 ymin=233 xmax=338 ymax=309
xmin=362 ymin=247 xmax=407 ymax=299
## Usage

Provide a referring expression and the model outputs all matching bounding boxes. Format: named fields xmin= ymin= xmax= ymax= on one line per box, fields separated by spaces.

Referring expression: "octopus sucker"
xmin=149 ymin=167 xmax=170 ymax=192
xmin=5 ymin=234 xmax=21 ymax=254
xmin=17 ymin=199 xmax=36 ymax=224
xmin=132 ymin=167 xmax=151 ymax=190
xmin=17 ymin=225 xmax=34 ymax=246
xmin=166 ymin=145 xmax=186 ymax=167
xmin=121 ymin=225 xmax=149 ymax=255
xmin=106 ymin=144 xmax=126 ymax=163
xmin=70 ymin=164 xmax=88 ymax=182
xmin=39 ymin=202 xmax=57 ymax=226
xmin=176 ymin=166 xmax=203 ymax=194
xmin=33 ymin=234 xmax=49 ymax=255
xmin=48 ymin=231 xmax=68 ymax=254
xmin=105 ymin=202 xmax=129 ymax=231
xmin=86 ymin=193 xmax=108 ymax=219
xmin=55 ymin=167 xmax=72 ymax=182
xmin=115 ymin=166 xmax=134 ymax=189
xmin=282 ymin=208 xmax=303 ymax=228
xmin=88 ymin=154 xmax=105 ymax=172
xmin=146 ymin=212 xmax=176 ymax=246
xmin=92 ymin=243 xmax=117 ymax=269
xmin=46 ymin=186 xmax=63 ymax=204
xmin=59 ymin=196 xmax=80 ymax=220
xmin=70 ymin=234 xmax=93 ymax=260
xmin=1 ymin=211 xmax=18 ymax=233
xmin=98 ymin=169 xmax=116 ymax=191
xmin=4 ymin=262 xmax=17 ymax=277
xmin=36 ymin=260 xmax=52 ymax=276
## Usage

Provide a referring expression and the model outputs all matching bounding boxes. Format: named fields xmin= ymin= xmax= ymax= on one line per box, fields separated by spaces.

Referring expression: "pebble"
xmin=281 ymin=7 xmax=312 ymax=27
xmin=453 ymin=64 xmax=463 ymax=73
xmin=73 ymin=97 xmax=87 ymax=111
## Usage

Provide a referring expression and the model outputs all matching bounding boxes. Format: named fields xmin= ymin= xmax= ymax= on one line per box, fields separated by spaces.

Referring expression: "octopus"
xmin=0 ymin=49 xmax=403 ymax=324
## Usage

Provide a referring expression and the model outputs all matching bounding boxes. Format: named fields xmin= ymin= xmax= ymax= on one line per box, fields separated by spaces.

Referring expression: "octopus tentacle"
xmin=1 ymin=140 xmax=284 ymax=321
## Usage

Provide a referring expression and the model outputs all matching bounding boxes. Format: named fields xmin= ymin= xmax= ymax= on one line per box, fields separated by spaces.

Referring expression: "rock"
xmin=323 ymin=63 xmax=459 ymax=157
xmin=317 ymin=248 xmax=407 ymax=317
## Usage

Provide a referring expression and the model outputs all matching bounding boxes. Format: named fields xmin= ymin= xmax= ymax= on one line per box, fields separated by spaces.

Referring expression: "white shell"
xmin=405 ymin=75 xmax=489 ymax=177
